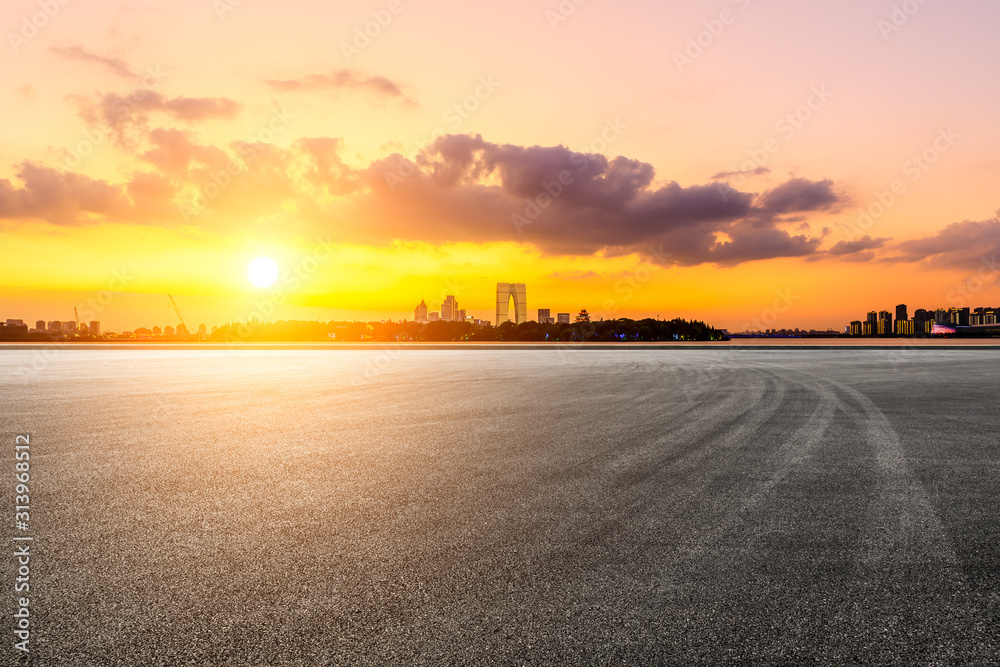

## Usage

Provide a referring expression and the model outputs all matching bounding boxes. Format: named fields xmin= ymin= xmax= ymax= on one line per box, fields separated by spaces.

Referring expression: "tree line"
xmin=211 ymin=318 xmax=726 ymax=343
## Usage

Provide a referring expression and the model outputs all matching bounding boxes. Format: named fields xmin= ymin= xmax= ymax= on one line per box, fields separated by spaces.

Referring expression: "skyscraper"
xmin=496 ymin=283 xmax=527 ymax=326
xmin=557 ymin=313 xmax=570 ymax=324
xmin=877 ymin=311 xmax=893 ymax=336
xmin=442 ymin=295 xmax=458 ymax=321
xmin=414 ymin=299 xmax=428 ymax=322
xmin=35 ymin=320 xmax=45 ymax=331
xmin=538 ymin=308 xmax=552 ymax=324
xmin=895 ymin=304 xmax=908 ymax=322
xmin=89 ymin=321 xmax=100 ymax=336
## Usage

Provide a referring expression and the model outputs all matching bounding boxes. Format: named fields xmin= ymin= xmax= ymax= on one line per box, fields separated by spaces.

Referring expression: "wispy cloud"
xmin=265 ymin=69 xmax=416 ymax=106
xmin=51 ymin=45 xmax=135 ymax=79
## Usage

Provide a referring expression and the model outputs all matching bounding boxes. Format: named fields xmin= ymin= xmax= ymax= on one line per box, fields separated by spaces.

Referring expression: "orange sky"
xmin=2 ymin=0 xmax=1000 ymax=331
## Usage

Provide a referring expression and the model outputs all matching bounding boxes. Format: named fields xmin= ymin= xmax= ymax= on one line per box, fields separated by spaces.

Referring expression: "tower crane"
xmin=168 ymin=295 xmax=189 ymax=337
xmin=74 ymin=307 xmax=81 ymax=335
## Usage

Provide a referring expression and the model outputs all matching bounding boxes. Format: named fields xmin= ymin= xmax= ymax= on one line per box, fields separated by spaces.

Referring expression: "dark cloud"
xmin=827 ymin=235 xmax=890 ymax=256
xmin=757 ymin=178 xmax=841 ymax=215
xmin=51 ymin=45 xmax=135 ymax=79
xmin=1 ymin=131 xmax=853 ymax=268
xmin=887 ymin=217 xmax=1000 ymax=268
xmin=265 ymin=69 xmax=415 ymax=105
xmin=352 ymin=135 xmax=842 ymax=266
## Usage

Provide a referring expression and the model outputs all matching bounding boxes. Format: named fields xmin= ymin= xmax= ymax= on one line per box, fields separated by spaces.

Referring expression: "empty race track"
xmin=1 ymin=348 xmax=998 ymax=664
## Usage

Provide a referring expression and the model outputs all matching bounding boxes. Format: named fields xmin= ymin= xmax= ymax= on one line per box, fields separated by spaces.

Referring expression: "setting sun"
xmin=247 ymin=257 xmax=279 ymax=288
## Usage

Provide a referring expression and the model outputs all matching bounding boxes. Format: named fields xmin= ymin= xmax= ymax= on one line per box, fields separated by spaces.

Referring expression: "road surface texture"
xmin=1 ymin=348 xmax=998 ymax=665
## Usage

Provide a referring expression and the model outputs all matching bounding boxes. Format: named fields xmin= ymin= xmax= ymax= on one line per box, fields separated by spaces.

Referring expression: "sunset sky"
xmin=3 ymin=0 xmax=1000 ymax=331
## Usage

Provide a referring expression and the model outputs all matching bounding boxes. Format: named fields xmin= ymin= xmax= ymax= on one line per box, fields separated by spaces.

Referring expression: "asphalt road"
xmin=1 ymin=349 xmax=999 ymax=665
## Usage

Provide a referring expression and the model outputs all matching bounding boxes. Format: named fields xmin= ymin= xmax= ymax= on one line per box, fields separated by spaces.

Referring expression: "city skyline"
xmin=3 ymin=2 xmax=1000 ymax=331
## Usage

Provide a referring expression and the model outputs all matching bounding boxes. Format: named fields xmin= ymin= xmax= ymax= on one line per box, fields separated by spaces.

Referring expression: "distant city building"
xmin=429 ymin=312 xmax=440 ymax=322
xmin=89 ymin=321 xmax=100 ymax=336
xmin=896 ymin=319 xmax=915 ymax=336
xmin=198 ymin=323 xmax=207 ymax=339
xmin=62 ymin=321 xmax=77 ymax=333
xmin=496 ymin=283 xmax=527 ymax=326
xmin=35 ymin=320 xmax=45 ymax=331
xmin=876 ymin=311 xmax=892 ymax=335
xmin=557 ymin=313 xmax=570 ymax=324
xmin=48 ymin=321 xmax=61 ymax=332
xmin=950 ymin=307 xmax=970 ymax=327
xmin=164 ymin=325 xmax=175 ymax=336
xmin=895 ymin=304 xmax=908 ymax=322
xmin=575 ymin=309 xmax=591 ymax=323
xmin=5 ymin=319 xmax=24 ymax=326
xmin=441 ymin=295 xmax=458 ymax=321
xmin=153 ymin=326 xmax=162 ymax=335
xmin=456 ymin=309 xmax=467 ymax=321
xmin=850 ymin=321 xmax=863 ymax=336
xmin=538 ymin=308 xmax=554 ymax=324
xmin=414 ymin=299 xmax=428 ymax=323
xmin=177 ymin=323 xmax=189 ymax=336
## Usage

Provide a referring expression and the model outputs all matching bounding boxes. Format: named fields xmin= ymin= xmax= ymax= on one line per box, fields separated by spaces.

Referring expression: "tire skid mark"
xmin=672 ymin=373 xmax=839 ymax=561
xmin=828 ymin=380 xmax=959 ymax=568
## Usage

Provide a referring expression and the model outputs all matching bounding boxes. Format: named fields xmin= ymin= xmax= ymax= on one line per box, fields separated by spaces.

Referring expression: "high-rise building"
xmin=456 ymin=309 xmax=467 ymax=321
xmin=538 ymin=308 xmax=552 ymax=324
xmin=442 ymin=295 xmax=458 ymax=321
xmin=850 ymin=321 xmax=863 ymax=336
xmin=896 ymin=319 xmax=915 ymax=336
xmin=89 ymin=321 xmax=100 ymax=336
xmin=153 ymin=326 xmax=162 ymax=335
xmin=198 ymin=324 xmax=207 ymax=339
xmin=5 ymin=319 xmax=23 ymax=326
xmin=895 ymin=304 xmax=908 ymax=322
xmin=950 ymin=307 xmax=970 ymax=327
xmin=48 ymin=321 xmax=62 ymax=332
xmin=164 ymin=325 xmax=175 ymax=336
xmin=429 ymin=312 xmax=440 ymax=322
xmin=177 ymin=323 xmax=189 ymax=336
xmin=866 ymin=311 xmax=878 ymax=325
xmin=414 ymin=299 xmax=428 ymax=322
xmin=877 ymin=311 xmax=893 ymax=336
xmin=557 ymin=313 xmax=570 ymax=324
xmin=496 ymin=283 xmax=527 ymax=326
xmin=35 ymin=320 xmax=45 ymax=332
xmin=62 ymin=321 xmax=77 ymax=334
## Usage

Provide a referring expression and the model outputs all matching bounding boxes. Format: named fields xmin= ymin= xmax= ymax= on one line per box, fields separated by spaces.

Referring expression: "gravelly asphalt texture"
xmin=1 ymin=348 xmax=999 ymax=665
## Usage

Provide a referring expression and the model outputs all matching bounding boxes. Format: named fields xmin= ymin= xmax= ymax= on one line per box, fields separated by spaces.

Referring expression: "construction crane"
xmin=74 ymin=307 xmax=81 ymax=335
xmin=168 ymin=295 xmax=189 ymax=337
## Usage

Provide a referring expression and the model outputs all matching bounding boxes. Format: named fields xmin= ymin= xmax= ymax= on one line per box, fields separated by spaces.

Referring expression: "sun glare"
xmin=247 ymin=257 xmax=279 ymax=288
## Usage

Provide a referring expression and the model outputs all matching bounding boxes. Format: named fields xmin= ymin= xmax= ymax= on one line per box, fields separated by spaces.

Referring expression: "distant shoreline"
xmin=2 ymin=341 xmax=999 ymax=351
